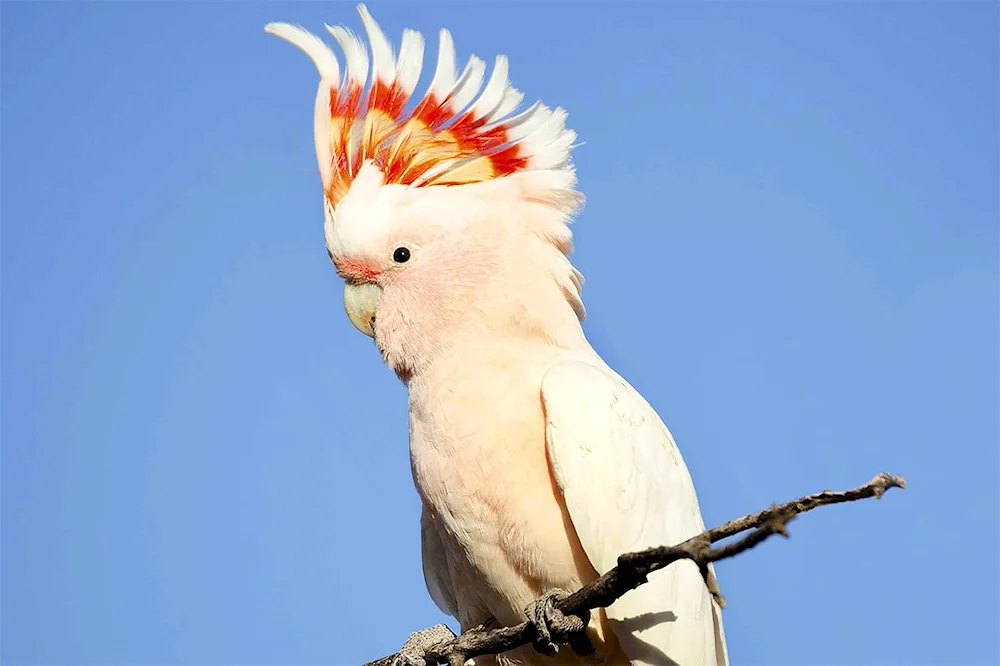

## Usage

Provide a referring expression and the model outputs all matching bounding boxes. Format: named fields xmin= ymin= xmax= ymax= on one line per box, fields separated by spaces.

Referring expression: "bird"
xmin=265 ymin=6 xmax=729 ymax=665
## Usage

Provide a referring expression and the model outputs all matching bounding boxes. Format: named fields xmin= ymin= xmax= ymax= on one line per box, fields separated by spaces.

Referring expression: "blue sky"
xmin=2 ymin=2 xmax=997 ymax=664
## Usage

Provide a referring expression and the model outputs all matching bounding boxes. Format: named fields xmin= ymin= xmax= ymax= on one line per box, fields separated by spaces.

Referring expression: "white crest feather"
xmin=264 ymin=22 xmax=340 ymax=83
xmin=427 ymin=29 xmax=458 ymax=101
xmin=312 ymin=83 xmax=334 ymax=190
xmin=325 ymin=24 xmax=368 ymax=88
xmin=445 ymin=55 xmax=487 ymax=117
xmin=485 ymin=83 xmax=524 ymax=124
xmin=469 ymin=56 xmax=509 ymax=122
xmin=396 ymin=29 xmax=425 ymax=97
xmin=357 ymin=4 xmax=395 ymax=88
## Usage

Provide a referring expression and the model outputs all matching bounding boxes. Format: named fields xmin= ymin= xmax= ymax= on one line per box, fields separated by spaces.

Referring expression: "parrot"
xmin=265 ymin=6 xmax=729 ymax=666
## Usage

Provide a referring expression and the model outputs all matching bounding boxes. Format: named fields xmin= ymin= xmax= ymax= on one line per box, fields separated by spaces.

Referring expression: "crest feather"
xmin=266 ymin=3 xmax=578 ymax=210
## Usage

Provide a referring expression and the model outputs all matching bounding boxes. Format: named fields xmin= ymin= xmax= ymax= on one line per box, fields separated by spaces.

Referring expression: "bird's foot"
xmin=392 ymin=624 xmax=457 ymax=666
xmin=525 ymin=588 xmax=593 ymax=658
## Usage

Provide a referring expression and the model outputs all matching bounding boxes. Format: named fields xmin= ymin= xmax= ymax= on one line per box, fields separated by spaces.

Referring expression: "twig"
xmin=363 ymin=471 xmax=905 ymax=666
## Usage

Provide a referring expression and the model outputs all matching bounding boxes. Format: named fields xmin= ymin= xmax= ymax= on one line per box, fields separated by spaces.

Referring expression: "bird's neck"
xmin=393 ymin=271 xmax=589 ymax=385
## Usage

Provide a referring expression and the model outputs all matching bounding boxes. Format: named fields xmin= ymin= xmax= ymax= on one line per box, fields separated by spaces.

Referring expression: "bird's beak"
xmin=343 ymin=281 xmax=382 ymax=338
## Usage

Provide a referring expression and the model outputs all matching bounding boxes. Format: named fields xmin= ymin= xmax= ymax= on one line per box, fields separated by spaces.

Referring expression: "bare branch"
xmin=363 ymin=471 xmax=906 ymax=666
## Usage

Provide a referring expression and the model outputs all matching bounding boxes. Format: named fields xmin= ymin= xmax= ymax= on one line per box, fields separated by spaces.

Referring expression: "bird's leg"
xmin=524 ymin=588 xmax=593 ymax=658
xmin=392 ymin=624 xmax=458 ymax=666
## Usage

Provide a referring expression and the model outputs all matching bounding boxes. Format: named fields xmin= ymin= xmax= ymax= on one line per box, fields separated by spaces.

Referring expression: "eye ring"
xmin=392 ymin=246 xmax=411 ymax=263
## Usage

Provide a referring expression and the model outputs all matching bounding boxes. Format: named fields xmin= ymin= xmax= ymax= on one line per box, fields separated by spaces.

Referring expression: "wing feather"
xmin=541 ymin=360 xmax=728 ymax=666
xmin=420 ymin=507 xmax=459 ymax=619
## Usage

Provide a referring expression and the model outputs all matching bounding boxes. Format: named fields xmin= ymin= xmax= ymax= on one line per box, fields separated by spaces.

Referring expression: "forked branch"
xmin=364 ymin=472 xmax=906 ymax=666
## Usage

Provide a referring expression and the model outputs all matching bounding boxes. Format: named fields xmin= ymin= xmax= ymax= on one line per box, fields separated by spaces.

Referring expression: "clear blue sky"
xmin=2 ymin=2 xmax=997 ymax=665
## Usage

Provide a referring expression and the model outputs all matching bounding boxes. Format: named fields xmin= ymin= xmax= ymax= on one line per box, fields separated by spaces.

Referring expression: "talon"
xmin=393 ymin=623 xmax=457 ymax=666
xmin=704 ymin=565 xmax=726 ymax=609
xmin=525 ymin=588 xmax=592 ymax=657
xmin=526 ymin=590 xmax=560 ymax=656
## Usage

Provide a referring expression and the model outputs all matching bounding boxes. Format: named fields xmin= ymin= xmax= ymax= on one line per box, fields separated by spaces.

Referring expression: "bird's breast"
xmin=407 ymin=346 xmax=595 ymax=626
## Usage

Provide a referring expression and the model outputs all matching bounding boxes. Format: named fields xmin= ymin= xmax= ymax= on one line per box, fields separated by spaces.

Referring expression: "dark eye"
xmin=392 ymin=247 xmax=411 ymax=263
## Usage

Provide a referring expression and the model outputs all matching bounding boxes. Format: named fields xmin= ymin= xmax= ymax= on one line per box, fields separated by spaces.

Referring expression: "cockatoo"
xmin=265 ymin=6 xmax=728 ymax=666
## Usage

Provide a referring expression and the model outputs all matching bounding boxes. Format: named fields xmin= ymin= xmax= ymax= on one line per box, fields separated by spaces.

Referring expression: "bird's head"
xmin=267 ymin=5 xmax=586 ymax=381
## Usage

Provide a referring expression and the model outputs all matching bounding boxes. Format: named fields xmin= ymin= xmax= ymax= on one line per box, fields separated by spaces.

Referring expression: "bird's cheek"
xmin=343 ymin=282 xmax=383 ymax=338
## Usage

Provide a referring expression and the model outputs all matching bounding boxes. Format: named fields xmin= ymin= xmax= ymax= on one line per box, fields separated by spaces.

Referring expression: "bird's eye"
xmin=392 ymin=247 xmax=411 ymax=263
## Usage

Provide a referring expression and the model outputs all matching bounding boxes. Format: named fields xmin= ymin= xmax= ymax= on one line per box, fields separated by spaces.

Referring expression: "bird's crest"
xmin=265 ymin=4 xmax=577 ymax=210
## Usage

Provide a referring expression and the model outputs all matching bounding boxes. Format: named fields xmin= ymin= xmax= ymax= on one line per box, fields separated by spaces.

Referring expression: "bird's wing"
xmin=541 ymin=359 xmax=728 ymax=666
xmin=420 ymin=507 xmax=459 ymax=619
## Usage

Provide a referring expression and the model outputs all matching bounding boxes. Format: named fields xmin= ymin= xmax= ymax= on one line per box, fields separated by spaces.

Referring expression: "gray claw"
xmin=525 ymin=588 xmax=590 ymax=657
xmin=392 ymin=624 xmax=457 ymax=666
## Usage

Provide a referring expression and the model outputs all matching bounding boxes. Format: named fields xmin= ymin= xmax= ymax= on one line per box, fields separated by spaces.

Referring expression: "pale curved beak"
xmin=343 ymin=282 xmax=382 ymax=338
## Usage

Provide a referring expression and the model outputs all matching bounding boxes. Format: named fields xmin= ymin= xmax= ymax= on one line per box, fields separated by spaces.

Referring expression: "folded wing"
xmin=541 ymin=359 xmax=728 ymax=666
